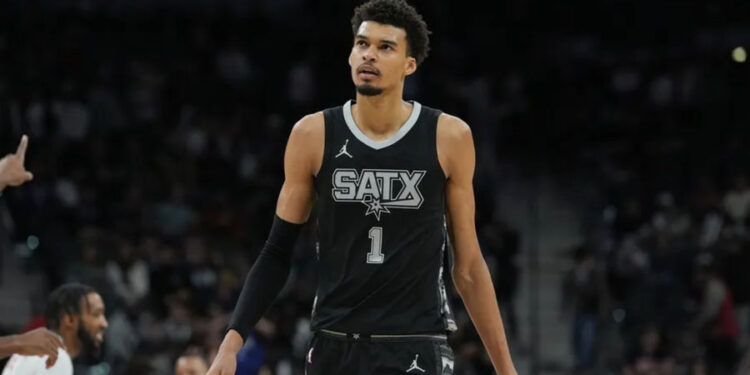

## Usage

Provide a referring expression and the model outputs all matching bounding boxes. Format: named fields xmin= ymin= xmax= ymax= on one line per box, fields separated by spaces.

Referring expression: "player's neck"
xmin=59 ymin=328 xmax=80 ymax=357
xmin=352 ymin=91 xmax=412 ymax=140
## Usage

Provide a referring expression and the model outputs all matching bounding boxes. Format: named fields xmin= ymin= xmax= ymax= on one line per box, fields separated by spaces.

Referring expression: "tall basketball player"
xmin=207 ymin=1 xmax=517 ymax=374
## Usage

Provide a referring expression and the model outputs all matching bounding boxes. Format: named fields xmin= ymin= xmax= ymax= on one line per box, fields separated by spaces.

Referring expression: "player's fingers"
xmin=47 ymin=333 xmax=64 ymax=349
xmin=206 ymin=366 xmax=223 ymax=375
xmin=45 ymin=350 xmax=58 ymax=368
xmin=16 ymin=135 xmax=28 ymax=161
xmin=43 ymin=340 xmax=57 ymax=361
xmin=24 ymin=171 xmax=33 ymax=181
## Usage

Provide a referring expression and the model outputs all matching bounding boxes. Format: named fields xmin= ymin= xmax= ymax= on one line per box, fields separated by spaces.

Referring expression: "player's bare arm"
xmin=438 ymin=114 xmax=518 ymax=375
xmin=0 ymin=135 xmax=34 ymax=193
xmin=207 ymin=112 xmax=323 ymax=375
xmin=0 ymin=328 xmax=65 ymax=368
xmin=275 ymin=112 xmax=325 ymax=223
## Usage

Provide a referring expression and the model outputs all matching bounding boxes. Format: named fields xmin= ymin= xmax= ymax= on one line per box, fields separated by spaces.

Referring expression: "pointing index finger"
xmin=16 ymin=135 xmax=28 ymax=161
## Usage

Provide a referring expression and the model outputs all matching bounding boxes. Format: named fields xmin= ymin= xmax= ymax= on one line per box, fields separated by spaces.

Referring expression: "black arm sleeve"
xmin=227 ymin=215 xmax=304 ymax=341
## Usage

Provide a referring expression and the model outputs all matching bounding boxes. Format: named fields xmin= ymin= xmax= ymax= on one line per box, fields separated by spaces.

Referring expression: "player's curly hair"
xmin=45 ymin=283 xmax=96 ymax=330
xmin=351 ymin=0 xmax=431 ymax=65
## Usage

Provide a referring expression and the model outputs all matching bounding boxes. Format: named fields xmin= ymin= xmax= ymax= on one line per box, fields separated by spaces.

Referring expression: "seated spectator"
xmin=105 ymin=238 xmax=150 ymax=311
xmin=623 ymin=325 xmax=675 ymax=375
xmin=693 ymin=254 xmax=739 ymax=375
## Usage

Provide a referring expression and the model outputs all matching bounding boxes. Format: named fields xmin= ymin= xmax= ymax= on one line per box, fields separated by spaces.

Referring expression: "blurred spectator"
xmin=723 ymin=173 xmax=750 ymax=226
xmin=692 ymin=255 xmax=739 ymax=375
xmin=563 ymin=245 xmax=601 ymax=372
xmin=235 ymin=334 xmax=266 ymax=375
xmin=479 ymin=219 xmax=520 ymax=341
xmin=105 ymin=239 xmax=150 ymax=312
xmin=622 ymin=325 xmax=675 ymax=375
xmin=174 ymin=347 xmax=208 ymax=375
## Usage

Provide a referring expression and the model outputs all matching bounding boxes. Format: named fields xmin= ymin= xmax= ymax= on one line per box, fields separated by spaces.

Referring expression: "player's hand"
xmin=0 ymin=135 xmax=34 ymax=192
xmin=205 ymin=350 xmax=237 ymax=375
xmin=12 ymin=327 xmax=65 ymax=368
xmin=207 ymin=330 xmax=243 ymax=375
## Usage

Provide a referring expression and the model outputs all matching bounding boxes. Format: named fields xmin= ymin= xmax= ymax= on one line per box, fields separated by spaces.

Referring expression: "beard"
xmin=356 ymin=84 xmax=383 ymax=96
xmin=75 ymin=325 xmax=103 ymax=363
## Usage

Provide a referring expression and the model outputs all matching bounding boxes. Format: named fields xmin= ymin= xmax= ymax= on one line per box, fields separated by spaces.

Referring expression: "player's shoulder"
xmin=287 ymin=112 xmax=324 ymax=150
xmin=2 ymin=353 xmax=44 ymax=374
xmin=436 ymin=113 xmax=472 ymax=142
xmin=49 ymin=348 xmax=73 ymax=375
xmin=286 ymin=112 xmax=325 ymax=174
xmin=435 ymin=113 xmax=473 ymax=179
xmin=290 ymin=112 xmax=324 ymax=137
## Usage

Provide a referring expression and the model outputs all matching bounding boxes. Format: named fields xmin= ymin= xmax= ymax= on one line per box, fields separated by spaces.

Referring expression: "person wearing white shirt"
xmin=2 ymin=284 xmax=108 ymax=375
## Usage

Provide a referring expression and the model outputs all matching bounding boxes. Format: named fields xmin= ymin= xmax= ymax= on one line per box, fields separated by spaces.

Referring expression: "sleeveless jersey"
xmin=311 ymin=100 xmax=457 ymax=334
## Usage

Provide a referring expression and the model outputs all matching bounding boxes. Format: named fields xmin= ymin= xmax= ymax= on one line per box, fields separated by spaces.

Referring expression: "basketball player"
xmin=207 ymin=0 xmax=517 ymax=374
xmin=2 ymin=284 xmax=108 ymax=375
xmin=0 ymin=135 xmax=33 ymax=193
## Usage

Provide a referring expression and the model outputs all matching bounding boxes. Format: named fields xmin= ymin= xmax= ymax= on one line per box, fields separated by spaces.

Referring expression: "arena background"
xmin=1 ymin=0 xmax=749 ymax=374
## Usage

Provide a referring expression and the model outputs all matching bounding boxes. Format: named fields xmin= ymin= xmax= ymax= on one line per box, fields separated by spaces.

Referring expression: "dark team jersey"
xmin=311 ymin=100 xmax=457 ymax=334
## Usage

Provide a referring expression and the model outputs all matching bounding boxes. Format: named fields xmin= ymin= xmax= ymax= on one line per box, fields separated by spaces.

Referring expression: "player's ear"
xmin=404 ymin=56 xmax=417 ymax=76
xmin=61 ymin=313 xmax=78 ymax=330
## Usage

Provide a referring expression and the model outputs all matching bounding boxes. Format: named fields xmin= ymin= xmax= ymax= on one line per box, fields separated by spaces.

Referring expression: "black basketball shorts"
xmin=305 ymin=329 xmax=455 ymax=375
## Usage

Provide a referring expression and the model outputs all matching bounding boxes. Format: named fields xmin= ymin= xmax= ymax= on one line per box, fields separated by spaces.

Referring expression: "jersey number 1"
xmin=366 ymin=227 xmax=384 ymax=264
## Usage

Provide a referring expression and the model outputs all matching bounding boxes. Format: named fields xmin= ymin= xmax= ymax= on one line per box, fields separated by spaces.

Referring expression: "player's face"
xmin=175 ymin=356 xmax=208 ymax=375
xmin=78 ymin=292 xmax=108 ymax=348
xmin=349 ymin=21 xmax=417 ymax=96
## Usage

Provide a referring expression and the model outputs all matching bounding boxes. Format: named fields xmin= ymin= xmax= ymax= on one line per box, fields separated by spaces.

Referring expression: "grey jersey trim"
xmin=319 ymin=329 xmax=448 ymax=341
xmin=343 ymin=100 xmax=422 ymax=150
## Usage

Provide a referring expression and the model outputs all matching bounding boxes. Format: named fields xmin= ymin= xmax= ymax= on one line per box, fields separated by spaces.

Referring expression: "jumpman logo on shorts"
xmin=335 ymin=139 xmax=353 ymax=158
xmin=406 ymin=354 xmax=426 ymax=373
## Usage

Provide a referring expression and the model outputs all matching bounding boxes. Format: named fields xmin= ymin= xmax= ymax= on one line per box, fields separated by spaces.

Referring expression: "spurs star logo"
xmin=335 ymin=139 xmax=353 ymax=158
xmin=406 ymin=354 xmax=426 ymax=373
xmin=362 ymin=196 xmax=391 ymax=221
xmin=332 ymin=168 xmax=426 ymax=221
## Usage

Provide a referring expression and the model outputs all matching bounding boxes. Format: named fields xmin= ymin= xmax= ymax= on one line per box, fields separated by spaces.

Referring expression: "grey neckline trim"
xmin=342 ymin=100 xmax=422 ymax=150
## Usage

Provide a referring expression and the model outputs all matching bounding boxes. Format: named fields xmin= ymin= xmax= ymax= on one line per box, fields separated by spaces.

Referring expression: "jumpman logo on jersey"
xmin=406 ymin=354 xmax=426 ymax=373
xmin=335 ymin=139 xmax=353 ymax=158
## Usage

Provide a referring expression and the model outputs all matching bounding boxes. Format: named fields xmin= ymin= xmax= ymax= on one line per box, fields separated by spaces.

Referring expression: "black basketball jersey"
xmin=311 ymin=100 xmax=457 ymax=334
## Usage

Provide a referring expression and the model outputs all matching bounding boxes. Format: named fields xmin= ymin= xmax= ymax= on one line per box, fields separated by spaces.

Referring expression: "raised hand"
xmin=0 ymin=135 xmax=34 ymax=192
